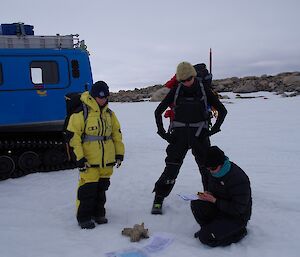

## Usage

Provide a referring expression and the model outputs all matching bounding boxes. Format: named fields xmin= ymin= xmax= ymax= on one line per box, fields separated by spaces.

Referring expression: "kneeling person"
xmin=191 ymin=146 xmax=252 ymax=247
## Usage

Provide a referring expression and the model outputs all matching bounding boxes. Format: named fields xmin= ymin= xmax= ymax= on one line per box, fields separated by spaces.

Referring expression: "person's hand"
xmin=115 ymin=155 xmax=123 ymax=168
xmin=116 ymin=159 xmax=122 ymax=168
xmin=198 ymin=191 xmax=216 ymax=203
xmin=77 ymin=157 xmax=90 ymax=172
xmin=157 ymin=128 xmax=174 ymax=143
xmin=208 ymin=125 xmax=221 ymax=136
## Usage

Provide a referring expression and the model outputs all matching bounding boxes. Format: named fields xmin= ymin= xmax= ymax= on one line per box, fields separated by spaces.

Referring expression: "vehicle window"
xmin=71 ymin=60 xmax=80 ymax=78
xmin=30 ymin=61 xmax=58 ymax=84
xmin=0 ymin=64 xmax=3 ymax=85
xmin=31 ymin=67 xmax=43 ymax=84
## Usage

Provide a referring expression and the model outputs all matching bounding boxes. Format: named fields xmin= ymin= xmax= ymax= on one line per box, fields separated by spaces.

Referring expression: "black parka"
xmin=208 ymin=162 xmax=252 ymax=223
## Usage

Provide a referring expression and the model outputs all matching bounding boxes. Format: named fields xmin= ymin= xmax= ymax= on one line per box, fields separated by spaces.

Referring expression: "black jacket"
xmin=155 ymin=79 xmax=227 ymax=133
xmin=208 ymin=162 xmax=252 ymax=223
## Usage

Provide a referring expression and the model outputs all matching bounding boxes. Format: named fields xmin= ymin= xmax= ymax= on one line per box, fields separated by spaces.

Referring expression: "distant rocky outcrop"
xmin=109 ymin=84 xmax=162 ymax=102
xmin=109 ymin=71 xmax=300 ymax=102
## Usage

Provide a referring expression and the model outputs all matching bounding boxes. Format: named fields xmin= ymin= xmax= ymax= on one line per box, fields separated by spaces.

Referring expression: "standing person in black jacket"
xmin=191 ymin=146 xmax=252 ymax=247
xmin=151 ymin=62 xmax=227 ymax=214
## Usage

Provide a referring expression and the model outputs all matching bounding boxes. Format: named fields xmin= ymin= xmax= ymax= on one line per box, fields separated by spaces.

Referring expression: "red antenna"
xmin=209 ymin=48 xmax=212 ymax=74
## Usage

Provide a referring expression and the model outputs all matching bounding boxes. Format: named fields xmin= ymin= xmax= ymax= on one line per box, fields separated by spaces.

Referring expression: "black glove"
xmin=77 ymin=157 xmax=89 ymax=172
xmin=157 ymin=128 xmax=174 ymax=143
xmin=115 ymin=155 xmax=123 ymax=168
xmin=208 ymin=125 xmax=221 ymax=136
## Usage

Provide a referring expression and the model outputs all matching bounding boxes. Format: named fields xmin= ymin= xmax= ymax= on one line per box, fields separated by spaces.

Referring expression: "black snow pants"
xmin=190 ymin=200 xmax=248 ymax=247
xmin=77 ymin=178 xmax=110 ymax=223
xmin=153 ymin=127 xmax=211 ymax=198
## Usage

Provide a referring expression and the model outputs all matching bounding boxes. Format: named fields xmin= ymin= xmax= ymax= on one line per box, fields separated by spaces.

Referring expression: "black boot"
xmin=79 ymin=220 xmax=95 ymax=229
xmin=231 ymin=228 xmax=247 ymax=243
xmin=151 ymin=195 xmax=164 ymax=215
xmin=94 ymin=216 xmax=108 ymax=224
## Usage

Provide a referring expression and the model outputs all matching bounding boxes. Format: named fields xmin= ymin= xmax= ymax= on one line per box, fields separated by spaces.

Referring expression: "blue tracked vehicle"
xmin=0 ymin=23 xmax=93 ymax=180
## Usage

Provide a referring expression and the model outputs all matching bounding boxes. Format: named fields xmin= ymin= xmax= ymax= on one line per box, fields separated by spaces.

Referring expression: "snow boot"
xmin=94 ymin=216 xmax=108 ymax=225
xmin=79 ymin=220 xmax=95 ymax=229
xmin=151 ymin=195 xmax=164 ymax=215
xmin=151 ymin=203 xmax=163 ymax=214
xmin=231 ymin=227 xmax=247 ymax=242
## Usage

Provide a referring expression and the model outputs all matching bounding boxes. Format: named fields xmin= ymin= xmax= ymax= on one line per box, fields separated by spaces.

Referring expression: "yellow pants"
xmin=76 ymin=166 xmax=113 ymax=210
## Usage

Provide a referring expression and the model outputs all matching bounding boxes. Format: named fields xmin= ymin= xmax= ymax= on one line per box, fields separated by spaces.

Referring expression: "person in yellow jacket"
xmin=67 ymin=81 xmax=125 ymax=229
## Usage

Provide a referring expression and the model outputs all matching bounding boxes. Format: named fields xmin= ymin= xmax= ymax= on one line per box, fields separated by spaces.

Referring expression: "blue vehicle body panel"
xmin=0 ymin=27 xmax=94 ymax=179
xmin=0 ymin=48 xmax=93 ymax=130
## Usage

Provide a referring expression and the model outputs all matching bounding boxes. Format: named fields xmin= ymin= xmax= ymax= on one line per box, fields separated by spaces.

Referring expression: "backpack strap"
xmin=82 ymin=103 xmax=88 ymax=121
xmin=195 ymin=77 xmax=207 ymax=107
xmin=82 ymin=135 xmax=112 ymax=142
xmin=170 ymin=79 xmax=209 ymax=137
xmin=195 ymin=78 xmax=208 ymax=137
xmin=81 ymin=105 xmax=113 ymax=142
xmin=172 ymin=80 xmax=207 ymax=109
xmin=81 ymin=103 xmax=89 ymax=141
xmin=173 ymin=83 xmax=182 ymax=107
xmin=167 ymin=84 xmax=182 ymax=132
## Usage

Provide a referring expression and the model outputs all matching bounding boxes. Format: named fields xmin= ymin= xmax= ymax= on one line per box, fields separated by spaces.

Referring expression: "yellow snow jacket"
xmin=67 ymin=92 xmax=124 ymax=168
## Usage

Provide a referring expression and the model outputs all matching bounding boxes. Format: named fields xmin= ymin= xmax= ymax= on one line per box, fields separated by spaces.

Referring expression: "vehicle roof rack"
xmin=0 ymin=34 xmax=85 ymax=49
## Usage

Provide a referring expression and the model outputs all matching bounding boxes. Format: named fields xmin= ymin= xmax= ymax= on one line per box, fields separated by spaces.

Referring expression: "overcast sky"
xmin=1 ymin=0 xmax=300 ymax=91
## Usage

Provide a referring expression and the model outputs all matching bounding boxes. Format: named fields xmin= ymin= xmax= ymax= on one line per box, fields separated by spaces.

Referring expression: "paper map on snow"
xmin=105 ymin=233 xmax=174 ymax=257
xmin=142 ymin=233 xmax=174 ymax=253
xmin=177 ymin=193 xmax=199 ymax=201
xmin=105 ymin=248 xmax=148 ymax=257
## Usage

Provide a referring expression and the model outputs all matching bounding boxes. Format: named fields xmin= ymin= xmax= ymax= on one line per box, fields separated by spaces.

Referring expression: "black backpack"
xmin=63 ymin=92 xmax=88 ymax=161
xmin=63 ymin=92 xmax=88 ymax=129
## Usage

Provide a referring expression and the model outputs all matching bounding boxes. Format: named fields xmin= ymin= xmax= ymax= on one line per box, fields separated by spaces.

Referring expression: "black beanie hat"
xmin=91 ymin=81 xmax=110 ymax=98
xmin=205 ymin=146 xmax=226 ymax=168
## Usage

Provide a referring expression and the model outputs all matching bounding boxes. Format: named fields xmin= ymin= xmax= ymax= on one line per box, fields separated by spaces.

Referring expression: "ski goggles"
xmin=180 ymin=76 xmax=194 ymax=83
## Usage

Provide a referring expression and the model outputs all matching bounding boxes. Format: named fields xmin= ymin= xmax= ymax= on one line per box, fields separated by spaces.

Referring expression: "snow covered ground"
xmin=0 ymin=92 xmax=299 ymax=257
